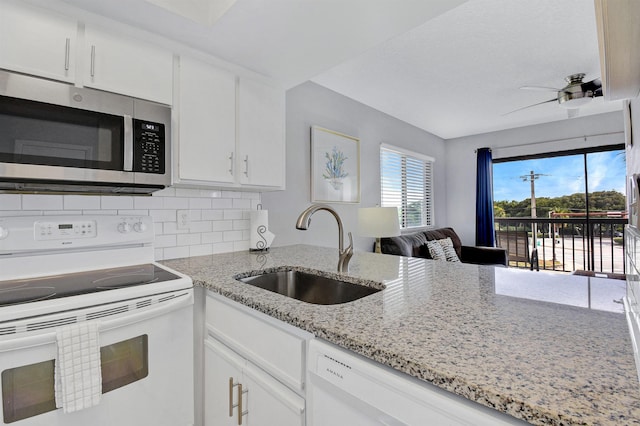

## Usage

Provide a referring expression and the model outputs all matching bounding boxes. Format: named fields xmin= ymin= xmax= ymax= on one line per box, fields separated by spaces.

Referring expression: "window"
xmin=380 ymin=144 xmax=434 ymax=229
xmin=493 ymin=145 xmax=626 ymax=220
xmin=492 ymin=144 xmax=626 ymax=273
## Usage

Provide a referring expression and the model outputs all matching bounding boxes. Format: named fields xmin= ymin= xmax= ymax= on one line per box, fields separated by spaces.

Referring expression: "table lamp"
xmin=357 ymin=207 xmax=401 ymax=253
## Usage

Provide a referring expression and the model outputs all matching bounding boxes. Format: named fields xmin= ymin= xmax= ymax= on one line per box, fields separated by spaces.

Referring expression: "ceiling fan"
xmin=506 ymin=73 xmax=603 ymax=117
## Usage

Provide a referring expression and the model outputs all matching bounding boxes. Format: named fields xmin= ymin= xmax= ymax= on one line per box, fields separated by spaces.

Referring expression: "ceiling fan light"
xmin=559 ymin=95 xmax=593 ymax=108
xmin=558 ymin=86 xmax=592 ymax=107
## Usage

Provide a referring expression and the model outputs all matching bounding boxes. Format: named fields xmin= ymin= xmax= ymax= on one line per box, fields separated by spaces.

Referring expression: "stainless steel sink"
xmin=237 ymin=269 xmax=382 ymax=305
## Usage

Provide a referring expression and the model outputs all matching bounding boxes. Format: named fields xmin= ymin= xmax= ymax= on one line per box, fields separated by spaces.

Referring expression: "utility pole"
xmin=520 ymin=170 xmax=546 ymax=270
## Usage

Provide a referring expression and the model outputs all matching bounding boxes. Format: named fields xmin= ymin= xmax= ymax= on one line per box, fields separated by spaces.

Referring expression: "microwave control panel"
xmin=132 ymin=119 xmax=165 ymax=174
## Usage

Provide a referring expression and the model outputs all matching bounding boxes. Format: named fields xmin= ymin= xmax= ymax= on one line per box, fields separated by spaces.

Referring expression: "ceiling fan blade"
xmin=520 ymin=85 xmax=561 ymax=92
xmin=567 ymin=108 xmax=580 ymax=118
xmin=502 ymin=98 xmax=557 ymax=116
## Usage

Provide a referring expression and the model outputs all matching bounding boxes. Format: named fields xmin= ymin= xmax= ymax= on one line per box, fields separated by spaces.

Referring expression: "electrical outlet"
xmin=177 ymin=210 xmax=190 ymax=230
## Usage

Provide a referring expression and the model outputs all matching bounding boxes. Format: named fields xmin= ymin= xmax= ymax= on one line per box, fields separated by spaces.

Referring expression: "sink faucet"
xmin=296 ymin=204 xmax=353 ymax=273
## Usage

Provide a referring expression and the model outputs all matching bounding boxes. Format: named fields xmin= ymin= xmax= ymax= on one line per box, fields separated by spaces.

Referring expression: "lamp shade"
xmin=357 ymin=207 xmax=400 ymax=237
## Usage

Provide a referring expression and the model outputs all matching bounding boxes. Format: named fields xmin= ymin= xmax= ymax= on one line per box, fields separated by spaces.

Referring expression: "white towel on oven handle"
xmin=54 ymin=321 xmax=102 ymax=413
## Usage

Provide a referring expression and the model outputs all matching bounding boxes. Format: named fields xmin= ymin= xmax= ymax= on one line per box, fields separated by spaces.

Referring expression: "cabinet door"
xmin=176 ymin=56 xmax=236 ymax=184
xmin=204 ymin=338 xmax=245 ymax=426
xmin=204 ymin=335 xmax=305 ymax=426
xmin=237 ymin=77 xmax=285 ymax=188
xmin=243 ymin=361 xmax=305 ymax=426
xmin=83 ymin=26 xmax=173 ymax=104
xmin=0 ymin=1 xmax=76 ymax=83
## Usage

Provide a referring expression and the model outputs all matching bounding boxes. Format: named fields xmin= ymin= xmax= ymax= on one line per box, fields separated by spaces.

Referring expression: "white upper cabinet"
xmin=595 ymin=0 xmax=640 ymax=100
xmin=174 ymin=56 xmax=237 ymax=185
xmin=0 ymin=1 xmax=285 ymax=190
xmin=0 ymin=1 xmax=173 ymax=105
xmin=237 ymin=77 xmax=286 ymax=189
xmin=83 ymin=26 xmax=173 ymax=105
xmin=173 ymin=56 xmax=286 ymax=191
xmin=0 ymin=1 xmax=77 ymax=83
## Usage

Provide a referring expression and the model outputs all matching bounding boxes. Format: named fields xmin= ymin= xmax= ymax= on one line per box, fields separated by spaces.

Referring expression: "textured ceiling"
xmin=54 ymin=0 xmax=464 ymax=88
xmin=312 ymin=0 xmax=623 ymax=139
xmin=50 ymin=0 xmax=623 ymax=139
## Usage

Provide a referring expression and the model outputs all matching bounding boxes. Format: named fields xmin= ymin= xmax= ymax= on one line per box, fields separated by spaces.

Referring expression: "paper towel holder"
xmin=250 ymin=204 xmax=275 ymax=252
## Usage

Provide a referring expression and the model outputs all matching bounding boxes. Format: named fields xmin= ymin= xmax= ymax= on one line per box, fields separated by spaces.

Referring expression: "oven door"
xmin=0 ymin=290 xmax=194 ymax=426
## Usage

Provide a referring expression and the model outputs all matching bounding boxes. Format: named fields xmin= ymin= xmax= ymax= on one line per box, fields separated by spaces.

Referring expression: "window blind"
xmin=380 ymin=145 xmax=433 ymax=229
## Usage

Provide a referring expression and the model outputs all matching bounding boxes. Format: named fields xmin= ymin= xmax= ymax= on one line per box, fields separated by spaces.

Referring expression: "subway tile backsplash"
xmin=0 ymin=188 xmax=261 ymax=261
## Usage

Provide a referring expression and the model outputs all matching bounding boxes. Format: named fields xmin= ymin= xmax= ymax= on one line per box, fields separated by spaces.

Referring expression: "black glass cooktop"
xmin=0 ymin=264 xmax=180 ymax=306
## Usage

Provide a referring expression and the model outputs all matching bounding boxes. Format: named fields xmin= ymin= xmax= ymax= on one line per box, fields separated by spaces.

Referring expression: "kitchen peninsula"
xmin=163 ymin=245 xmax=640 ymax=425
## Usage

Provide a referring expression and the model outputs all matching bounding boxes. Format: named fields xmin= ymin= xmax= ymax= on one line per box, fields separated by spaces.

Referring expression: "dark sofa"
xmin=380 ymin=227 xmax=508 ymax=266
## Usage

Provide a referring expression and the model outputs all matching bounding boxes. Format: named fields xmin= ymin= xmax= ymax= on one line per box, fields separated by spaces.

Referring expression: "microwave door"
xmin=0 ymin=95 xmax=126 ymax=172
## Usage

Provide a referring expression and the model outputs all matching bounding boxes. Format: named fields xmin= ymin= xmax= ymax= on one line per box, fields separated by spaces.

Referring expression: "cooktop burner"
xmin=0 ymin=264 xmax=180 ymax=306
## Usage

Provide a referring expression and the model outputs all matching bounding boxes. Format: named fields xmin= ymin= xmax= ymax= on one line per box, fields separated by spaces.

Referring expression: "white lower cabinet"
xmin=204 ymin=293 xmax=523 ymax=426
xmin=204 ymin=338 xmax=305 ymax=426
xmin=204 ymin=293 xmax=309 ymax=425
xmin=204 ymin=338 xmax=244 ymax=426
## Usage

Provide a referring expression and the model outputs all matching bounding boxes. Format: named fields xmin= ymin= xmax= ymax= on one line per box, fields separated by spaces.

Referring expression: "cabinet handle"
xmin=228 ymin=377 xmax=235 ymax=417
xmin=64 ymin=38 xmax=70 ymax=71
xmin=228 ymin=152 xmax=234 ymax=176
xmin=90 ymin=45 xmax=96 ymax=77
xmin=243 ymin=155 xmax=249 ymax=177
xmin=238 ymin=383 xmax=248 ymax=425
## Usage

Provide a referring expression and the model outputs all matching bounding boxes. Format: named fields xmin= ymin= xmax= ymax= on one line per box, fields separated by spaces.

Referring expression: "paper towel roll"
xmin=250 ymin=210 xmax=274 ymax=250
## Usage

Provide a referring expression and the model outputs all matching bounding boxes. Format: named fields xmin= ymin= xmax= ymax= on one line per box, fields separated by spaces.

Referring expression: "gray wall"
xmin=261 ymin=82 xmax=446 ymax=252
xmin=444 ymin=111 xmax=625 ymax=245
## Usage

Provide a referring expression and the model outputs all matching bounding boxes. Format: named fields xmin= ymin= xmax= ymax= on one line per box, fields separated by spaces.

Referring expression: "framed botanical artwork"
xmin=311 ymin=126 xmax=360 ymax=203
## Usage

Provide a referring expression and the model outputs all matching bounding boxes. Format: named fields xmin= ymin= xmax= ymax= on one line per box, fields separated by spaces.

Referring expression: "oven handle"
xmin=0 ymin=291 xmax=193 ymax=352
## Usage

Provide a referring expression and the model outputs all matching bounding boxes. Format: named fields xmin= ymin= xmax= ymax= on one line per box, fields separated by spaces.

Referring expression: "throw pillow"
xmin=426 ymin=240 xmax=446 ymax=261
xmin=438 ymin=237 xmax=461 ymax=262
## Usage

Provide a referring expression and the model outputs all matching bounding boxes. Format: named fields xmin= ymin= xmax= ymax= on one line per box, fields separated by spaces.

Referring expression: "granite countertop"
xmin=162 ymin=244 xmax=640 ymax=426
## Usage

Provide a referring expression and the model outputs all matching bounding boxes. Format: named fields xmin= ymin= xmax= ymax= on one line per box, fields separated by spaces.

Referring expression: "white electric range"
xmin=0 ymin=215 xmax=194 ymax=426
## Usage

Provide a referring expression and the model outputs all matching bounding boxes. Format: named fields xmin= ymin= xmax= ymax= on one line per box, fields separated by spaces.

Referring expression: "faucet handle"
xmin=338 ymin=232 xmax=354 ymax=273
xmin=345 ymin=231 xmax=354 ymax=253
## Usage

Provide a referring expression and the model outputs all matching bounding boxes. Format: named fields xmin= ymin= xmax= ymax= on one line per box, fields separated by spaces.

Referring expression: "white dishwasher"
xmin=306 ymin=339 xmax=526 ymax=426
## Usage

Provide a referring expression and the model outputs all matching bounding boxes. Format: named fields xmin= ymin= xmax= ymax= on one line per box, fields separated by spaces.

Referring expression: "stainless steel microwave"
xmin=0 ymin=70 xmax=171 ymax=195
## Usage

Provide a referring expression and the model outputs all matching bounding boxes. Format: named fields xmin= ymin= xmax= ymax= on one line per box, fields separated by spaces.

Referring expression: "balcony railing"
xmin=494 ymin=217 xmax=627 ymax=274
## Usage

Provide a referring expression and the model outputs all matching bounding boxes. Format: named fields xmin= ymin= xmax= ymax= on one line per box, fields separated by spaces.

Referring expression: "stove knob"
xmin=117 ymin=222 xmax=132 ymax=233
xmin=0 ymin=226 xmax=7 ymax=240
xmin=133 ymin=221 xmax=147 ymax=233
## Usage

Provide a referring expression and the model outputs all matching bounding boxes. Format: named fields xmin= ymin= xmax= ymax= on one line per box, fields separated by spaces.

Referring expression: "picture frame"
xmin=311 ymin=126 xmax=360 ymax=203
